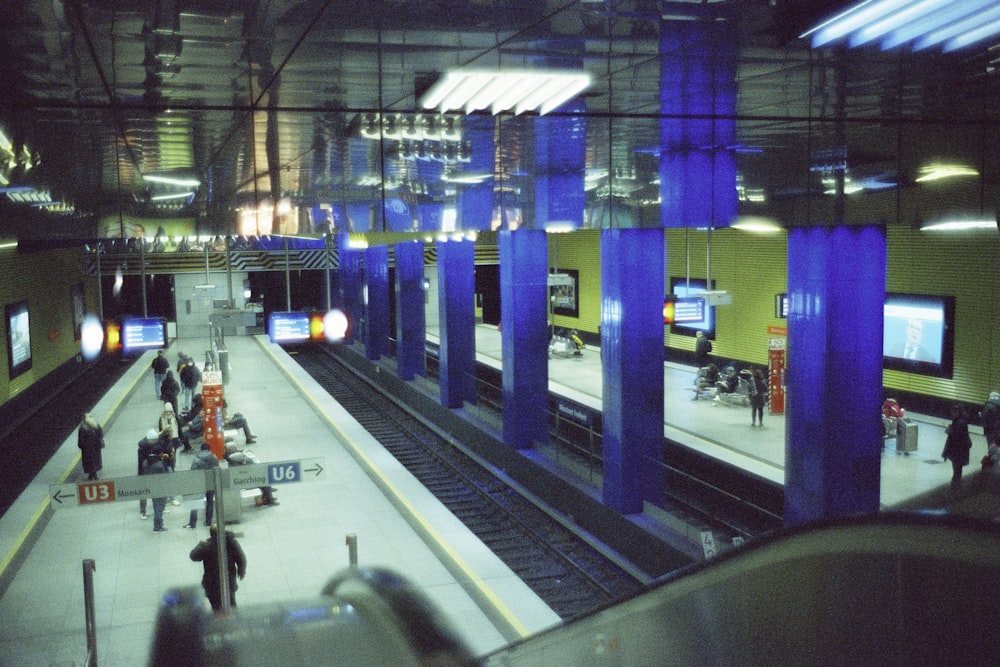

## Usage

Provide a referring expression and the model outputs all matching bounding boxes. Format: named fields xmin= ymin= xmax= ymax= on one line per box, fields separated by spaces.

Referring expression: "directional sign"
xmin=228 ymin=457 xmax=326 ymax=490
xmin=49 ymin=459 xmax=325 ymax=509
xmin=50 ymin=470 xmax=212 ymax=510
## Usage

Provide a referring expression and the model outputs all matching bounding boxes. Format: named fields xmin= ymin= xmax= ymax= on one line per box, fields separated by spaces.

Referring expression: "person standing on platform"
xmin=151 ymin=350 xmax=169 ymax=399
xmin=942 ymin=404 xmax=973 ymax=491
xmin=694 ymin=330 xmax=713 ymax=369
xmin=749 ymin=369 xmax=768 ymax=428
xmin=178 ymin=353 xmax=200 ymax=413
xmin=190 ymin=524 xmax=247 ymax=613
xmin=186 ymin=442 xmax=219 ymax=528
xmin=77 ymin=413 xmax=104 ymax=480
xmin=160 ymin=369 xmax=180 ymax=416
xmin=144 ymin=437 xmax=172 ymax=532
xmin=979 ymin=391 xmax=1000 ymax=447
xmin=137 ymin=429 xmax=159 ymax=520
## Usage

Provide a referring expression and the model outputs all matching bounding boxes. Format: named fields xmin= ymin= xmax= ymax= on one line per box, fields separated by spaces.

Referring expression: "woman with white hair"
xmin=77 ymin=413 xmax=104 ymax=480
xmin=979 ymin=391 xmax=1000 ymax=447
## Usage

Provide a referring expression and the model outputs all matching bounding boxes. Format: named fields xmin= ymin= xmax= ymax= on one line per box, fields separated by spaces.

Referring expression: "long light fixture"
xmin=802 ymin=0 xmax=1000 ymax=52
xmin=421 ymin=70 xmax=591 ymax=115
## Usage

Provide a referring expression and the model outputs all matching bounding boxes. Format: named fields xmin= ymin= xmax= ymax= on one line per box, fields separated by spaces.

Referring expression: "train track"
xmin=290 ymin=346 xmax=646 ymax=620
xmin=0 ymin=356 xmax=136 ymax=518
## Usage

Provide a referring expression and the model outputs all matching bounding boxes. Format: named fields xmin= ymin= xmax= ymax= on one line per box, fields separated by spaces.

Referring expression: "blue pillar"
xmin=499 ymin=230 xmax=549 ymax=449
xmin=337 ymin=233 xmax=363 ymax=344
xmin=364 ymin=245 xmax=390 ymax=360
xmin=659 ymin=17 xmax=737 ymax=229
xmin=437 ymin=238 xmax=476 ymax=408
xmin=601 ymin=228 xmax=665 ymax=513
xmin=395 ymin=240 xmax=426 ymax=380
xmin=534 ymin=101 xmax=586 ymax=229
xmin=458 ymin=115 xmax=495 ymax=231
xmin=785 ymin=225 xmax=886 ymax=526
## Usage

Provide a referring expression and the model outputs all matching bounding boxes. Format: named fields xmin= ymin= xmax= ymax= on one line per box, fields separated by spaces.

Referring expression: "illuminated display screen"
xmin=883 ymin=293 xmax=954 ymax=378
xmin=268 ymin=311 xmax=311 ymax=343
xmin=664 ymin=297 xmax=706 ymax=324
xmin=668 ymin=277 xmax=715 ymax=338
xmin=121 ymin=318 xmax=167 ymax=355
xmin=6 ymin=300 xmax=32 ymax=378
xmin=775 ymin=293 xmax=788 ymax=319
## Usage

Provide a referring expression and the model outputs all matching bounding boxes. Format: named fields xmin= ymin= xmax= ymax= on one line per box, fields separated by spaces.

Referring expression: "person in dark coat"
xmin=694 ymin=330 xmax=713 ymax=368
xmin=942 ymin=404 xmax=973 ymax=491
xmin=144 ymin=437 xmax=172 ymax=532
xmin=979 ymin=391 xmax=1000 ymax=447
xmin=160 ymin=369 xmax=180 ymax=416
xmin=137 ymin=429 xmax=159 ymax=520
xmin=77 ymin=413 xmax=104 ymax=480
xmin=190 ymin=524 xmax=247 ymax=613
xmin=178 ymin=355 xmax=200 ymax=413
xmin=151 ymin=350 xmax=169 ymax=399
xmin=186 ymin=442 xmax=220 ymax=528
xmin=749 ymin=369 xmax=768 ymax=428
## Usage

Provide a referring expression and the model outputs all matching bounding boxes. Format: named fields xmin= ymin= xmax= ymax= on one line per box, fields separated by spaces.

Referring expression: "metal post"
xmin=345 ymin=533 xmax=358 ymax=568
xmin=140 ymin=240 xmax=148 ymax=318
xmin=284 ymin=236 xmax=292 ymax=311
xmin=83 ymin=558 xmax=97 ymax=667
xmin=95 ymin=247 xmax=105 ymax=321
xmin=225 ymin=236 xmax=235 ymax=308
xmin=213 ymin=467 xmax=231 ymax=615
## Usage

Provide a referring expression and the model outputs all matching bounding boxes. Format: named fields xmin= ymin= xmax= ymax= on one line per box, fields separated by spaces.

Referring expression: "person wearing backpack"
xmin=179 ymin=356 xmax=201 ymax=413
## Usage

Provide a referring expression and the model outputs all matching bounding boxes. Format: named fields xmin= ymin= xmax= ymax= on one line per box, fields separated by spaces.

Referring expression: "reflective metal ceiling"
xmin=1 ymin=0 xmax=998 ymax=238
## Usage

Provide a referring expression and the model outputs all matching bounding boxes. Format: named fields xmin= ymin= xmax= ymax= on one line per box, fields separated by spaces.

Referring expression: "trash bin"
xmin=896 ymin=419 xmax=918 ymax=454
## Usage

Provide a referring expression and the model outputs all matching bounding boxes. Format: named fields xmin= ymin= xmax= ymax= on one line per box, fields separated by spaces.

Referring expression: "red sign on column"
xmin=202 ymin=369 xmax=226 ymax=460
xmin=768 ymin=338 xmax=786 ymax=415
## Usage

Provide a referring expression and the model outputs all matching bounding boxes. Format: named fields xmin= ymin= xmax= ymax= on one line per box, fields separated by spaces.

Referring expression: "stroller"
xmin=549 ymin=328 xmax=585 ymax=358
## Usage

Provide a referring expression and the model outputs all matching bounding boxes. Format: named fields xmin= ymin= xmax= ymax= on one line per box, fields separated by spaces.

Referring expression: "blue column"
xmin=336 ymin=233 xmax=363 ymax=344
xmin=458 ymin=115 xmax=495 ymax=231
xmin=395 ymin=240 xmax=426 ymax=380
xmin=437 ymin=238 xmax=476 ymax=408
xmin=601 ymin=228 xmax=665 ymax=513
xmin=785 ymin=225 xmax=886 ymax=526
xmin=499 ymin=230 xmax=549 ymax=449
xmin=659 ymin=17 xmax=737 ymax=229
xmin=364 ymin=245 xmax=390 ymax=360
xmin=534 ymin=101 xmax=586 ymax=229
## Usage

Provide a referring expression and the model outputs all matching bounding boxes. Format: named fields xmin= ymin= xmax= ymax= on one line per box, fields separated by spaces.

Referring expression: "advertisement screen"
xmin=883 ymin=293 xmax=954 ymax=378
xmin=6 ymin=300 xmax=32 ymax=378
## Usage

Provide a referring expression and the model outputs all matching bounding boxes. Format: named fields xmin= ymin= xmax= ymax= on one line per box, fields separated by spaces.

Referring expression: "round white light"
xmin=80 ymin=314 xmax=104 ymax=360
xmin=323 ymin=309 xmax=349 ymax=343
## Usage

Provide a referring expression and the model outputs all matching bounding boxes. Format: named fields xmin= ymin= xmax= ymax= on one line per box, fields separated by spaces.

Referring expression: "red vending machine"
xmin=768 ymin=337 xmax=786 ymax=415
xmin=201 ymin=368 xmax=226 ymax=460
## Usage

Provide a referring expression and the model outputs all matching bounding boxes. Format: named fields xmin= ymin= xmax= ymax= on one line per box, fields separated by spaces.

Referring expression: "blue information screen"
xmin=121 ymin=318 xmax=166 ymax=355
xmin=268 ymin=312 xmax=310 ymax=343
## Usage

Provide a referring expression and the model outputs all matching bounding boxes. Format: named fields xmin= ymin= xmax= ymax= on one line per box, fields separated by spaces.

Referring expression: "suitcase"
xmin=896 ymin=419 xmax=918 ymax=454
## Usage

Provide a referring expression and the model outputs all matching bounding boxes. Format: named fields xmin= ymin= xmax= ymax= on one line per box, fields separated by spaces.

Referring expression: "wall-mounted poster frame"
xmin=550 ymin=268 xmax=579 ymax=318
xmin=6 ymin=300 xmax=32 ymax=379
xmin=71 ymin=282 xmax=85 ymax=341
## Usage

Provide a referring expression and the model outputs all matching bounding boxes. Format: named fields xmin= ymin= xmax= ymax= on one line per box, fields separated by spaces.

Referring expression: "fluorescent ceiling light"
xmin=914 ymin=164 xmax=980 ymax=182
xmin=144 ymin=174 xmax=201 ymax=187
xmin=151 ymin=191 xmax=195 ymax=201
xmin=731 ymin=216 xmax=784 ymax=233
xmin=421 ymin=70 xmax=591 ymax=115
xmin=921 ymin=219 xmax=996 ymax=231
xmin=803 ymin=0 xmax=1000 ymax=52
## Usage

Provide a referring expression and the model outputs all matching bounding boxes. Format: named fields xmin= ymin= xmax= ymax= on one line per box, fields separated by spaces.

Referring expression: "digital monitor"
xmin=6 ymin=300 xmax=32 ymax=378
xmin=668 ymin=277 xmax=715 ymax=338
xmin=268 ymin=311 xmax=311 ymax=344
xmin=663 ymin=296 xmax=706 ymax=324
xmin=775 ymin=293 xmax=788 ymax=319
xmin=121 ymin=317 xmax=167 ymax=355
xmin=883 ymin=293 xmax=955 ymax=378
